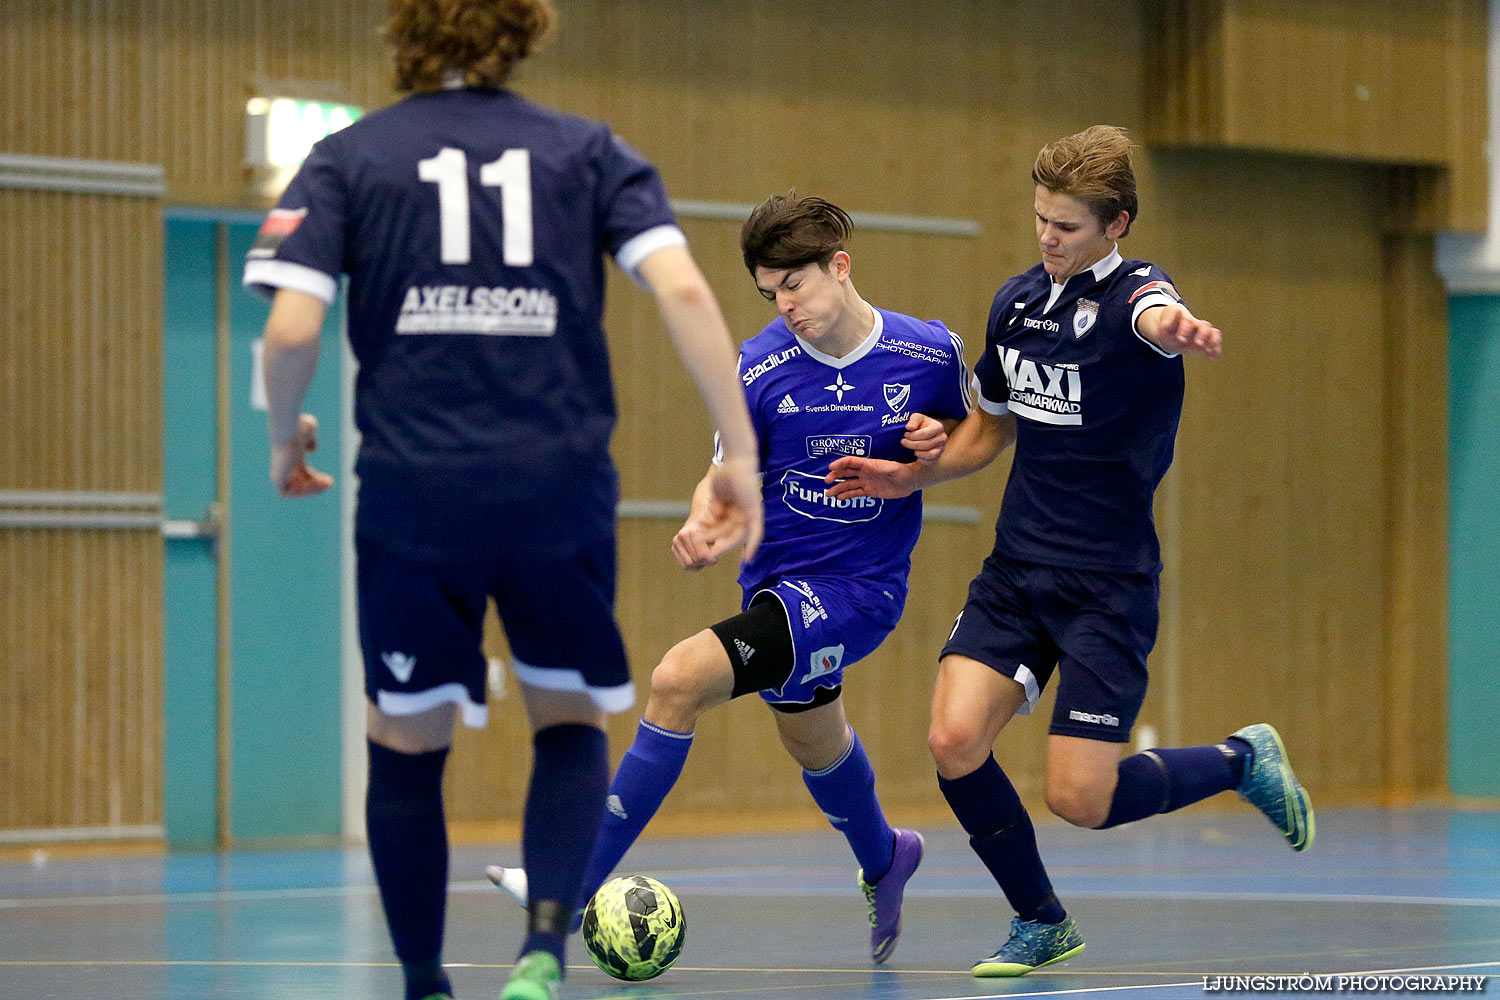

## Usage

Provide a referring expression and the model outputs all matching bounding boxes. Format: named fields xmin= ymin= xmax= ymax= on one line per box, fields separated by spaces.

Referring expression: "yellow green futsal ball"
xmin=580 ymin=875 xmax=686 ymax=981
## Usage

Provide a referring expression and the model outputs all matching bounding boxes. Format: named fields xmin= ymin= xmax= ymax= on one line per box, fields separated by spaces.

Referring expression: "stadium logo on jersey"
xmin=1072 ymin=299 xmax=1099 ymax=338
xmin=743 ymin=346 xmax=801 ymax=386
xmin=997 ymin=345 xmax=1082 ymax=426
xmin=883 ymin=383 xmax=911 ymax=413
xmin=1127 ymin=279 xmax=1181 ymax=305
xmin=777 ymin=394 xmax=800 ymax=414
xmin=247 ymin=207 xmax=308 ymax=260
xmin=806 ymin=435 xmax=871 ymax=459
xmin=805 ymin=644 xmax=845 ymax=682
xmin=1131 ymin=265 xmax=1152 ymax=277
xmin=781 ymin=470 xmax=882 ymax=523
xmin=381 ymin=651 xmax=417 ymax=684
xmin=824 ymin=372 xmax=856 ymax=403
xmin=395 ymin=285 xmax=558 ymax=336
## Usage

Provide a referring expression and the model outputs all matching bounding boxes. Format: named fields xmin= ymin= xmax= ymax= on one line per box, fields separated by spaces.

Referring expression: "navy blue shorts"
xmin=356 ymin=534 xmax=632 ymax=727
xmin=940 ymin=552 xmax=1157 ymax=743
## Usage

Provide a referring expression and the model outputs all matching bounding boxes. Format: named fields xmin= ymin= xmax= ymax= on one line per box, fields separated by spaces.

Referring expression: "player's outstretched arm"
xmin=1138 ymin=302 xmax=1222 ymax=358
xmin=636 ymin=245 xmax=762 ymax=563
xmin=826 ymin=407 xmax=1015 ymax=500
xmin=263 ymin=288 xmax=334 ymax=498
xmin=637 ymin=245 xmax=762 ymax=561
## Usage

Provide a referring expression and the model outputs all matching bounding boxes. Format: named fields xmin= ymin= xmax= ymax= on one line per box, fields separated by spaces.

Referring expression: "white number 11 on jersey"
xmin=417 ymin=147 xmax=533 ymax=267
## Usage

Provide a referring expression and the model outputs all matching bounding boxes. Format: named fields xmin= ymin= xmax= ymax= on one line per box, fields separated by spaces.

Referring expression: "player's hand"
xmin=1154 ymin=303 xmax=1222 ymax=358
xmin=673 ymin=456 xmax=761 ymax=569
xmin=270 ymin=413 xmax=334 ymax=498
xmin=901 ymin=412 xmax=948 ymax=463
xmin=824 ymin=455 xmax=921 ymax=500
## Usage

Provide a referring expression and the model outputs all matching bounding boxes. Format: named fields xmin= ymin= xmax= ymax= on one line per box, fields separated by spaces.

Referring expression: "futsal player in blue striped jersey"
xmin=827 ymin=126 xmax=1314 ymax=977
xmin=244 ymin=3 xmax=761 ymax=998
xmin=489 ymin=193 xmax=972 ymax=964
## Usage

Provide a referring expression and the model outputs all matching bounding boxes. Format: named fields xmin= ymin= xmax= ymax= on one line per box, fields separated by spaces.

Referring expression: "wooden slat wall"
xmin=1144 ymin=0 xmax=1488 ymax=232
xmin=1 ymin=0 xmax=1477 ymax=837
xmin=0 ymin=190 xmax=163 ymax=832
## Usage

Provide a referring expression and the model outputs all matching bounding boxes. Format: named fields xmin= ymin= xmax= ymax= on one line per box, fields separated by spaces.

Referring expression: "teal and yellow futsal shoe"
xmin=1232 ymin=723 xmax=1315 ymax=851
xmin=972 ymin=915 xmax=1085 ymax=977
xmin=499 ymin=951 xmax=560 ymax=1000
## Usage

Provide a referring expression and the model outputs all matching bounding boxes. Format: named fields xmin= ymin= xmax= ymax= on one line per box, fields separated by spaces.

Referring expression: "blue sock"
xmin=365 ymin=741 xmax=453 ymax=1000
xmin=801 ymin=727 xmax=896 ymax=882
xmin=938 ymin=755 xmax=1064 ymax=924
xmin=1098 ymin=743 xmax=1246 ymax=829
xmin=577 ymin=719 xmax=693 ymax=906
xmin=520 ymin=723 xmax=609 ymax=962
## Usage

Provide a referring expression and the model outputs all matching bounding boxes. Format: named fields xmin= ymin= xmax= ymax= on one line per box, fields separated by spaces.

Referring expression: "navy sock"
xmin=521 ymin=723 xmax=609 ymax=961
xmin=938 ymin=755 xmax=1064 ymax=924
xmin=1099 ymin=743 xmax=1245 ymax=829
xmin=801 ymin=727 xmax=896 ymax=882
xmin=578 ymin=719 xmax=693 ymax=906
xmin=365 ymin=741 xmax=453 ymax=1000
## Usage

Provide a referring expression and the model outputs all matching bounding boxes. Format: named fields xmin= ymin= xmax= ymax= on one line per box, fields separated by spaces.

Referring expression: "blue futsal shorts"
xmin=356 ymin=534 xmax=633 ymax=727
xmin=939 ymin=552 xmax=1157 ymax=743
xmin=745 ymin=575 xmax=903 ymax=709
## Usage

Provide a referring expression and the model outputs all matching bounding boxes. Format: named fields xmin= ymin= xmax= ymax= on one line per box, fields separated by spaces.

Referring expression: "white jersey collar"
xmin=794 ymin=302 xmax=882 ymax=370
xmin=1044 ymin=245 xmax=1123 ymax=312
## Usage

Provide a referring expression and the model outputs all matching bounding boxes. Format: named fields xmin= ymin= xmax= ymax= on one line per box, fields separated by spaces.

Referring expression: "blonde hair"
xmin=1032 ymin=125 xmax=1139 ymax=237
xmin=386 ymin=0 xmax=556 ymax=92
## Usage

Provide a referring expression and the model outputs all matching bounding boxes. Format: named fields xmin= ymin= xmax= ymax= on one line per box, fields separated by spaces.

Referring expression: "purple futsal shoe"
xmin=858 ymin=828 xmax=925 ymax=963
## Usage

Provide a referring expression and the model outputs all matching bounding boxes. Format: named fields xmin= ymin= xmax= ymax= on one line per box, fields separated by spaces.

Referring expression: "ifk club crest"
xmin=1073 ymin=299 xmax=1099 ymax=338
xmin=883 ymin=382 xmax=910 ymax=412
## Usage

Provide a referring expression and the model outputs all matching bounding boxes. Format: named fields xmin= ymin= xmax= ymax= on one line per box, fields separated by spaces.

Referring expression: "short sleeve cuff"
xmin=243 ymin=259 xmax=339 ymax=304
xmin=1131 ymin=294 xmax=1181 ymax=357
xmin=616 ymin=225 xmax=688 ymax=288
xmin=973 ymin=375 xmax=1009 ymax=415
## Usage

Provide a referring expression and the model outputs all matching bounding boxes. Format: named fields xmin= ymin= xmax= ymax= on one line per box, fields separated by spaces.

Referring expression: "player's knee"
xmin=927 ymin=717 xmax=989 ymax=776
xmin=1044 ymin=777 xmax=1111 ymax=829
xmin=646 ymin=642 xmax=714 ymax=726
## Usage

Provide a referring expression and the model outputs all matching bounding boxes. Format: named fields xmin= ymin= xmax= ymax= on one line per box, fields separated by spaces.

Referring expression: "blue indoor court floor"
xmin=2 ymin=808 xmax=1498 ymax=1000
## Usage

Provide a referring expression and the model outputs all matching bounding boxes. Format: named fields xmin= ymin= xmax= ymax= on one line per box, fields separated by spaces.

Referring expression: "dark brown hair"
xmin=386 ymin=0 xmax=556 ymax=92
xmin=740 ymin=191 xmax=854 ymax=275
xmin=1031 ymin=125 xmax=1139 ymax=237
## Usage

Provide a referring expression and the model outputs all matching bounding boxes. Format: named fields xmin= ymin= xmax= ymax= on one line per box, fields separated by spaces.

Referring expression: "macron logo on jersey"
xmin=999 ymin=345 xmax=1083 ymax=426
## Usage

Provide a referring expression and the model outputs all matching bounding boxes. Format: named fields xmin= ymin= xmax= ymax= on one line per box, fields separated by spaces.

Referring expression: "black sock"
xmin=1099 ymin=743 xmax=1247 ymax=829
xmin=520 ymin=723 xmax=610 ymax=961
xmin=938 ymin=755 xmax=1066 ymax=924
xmin=366 ymin=741 xmax=452 ymax=1000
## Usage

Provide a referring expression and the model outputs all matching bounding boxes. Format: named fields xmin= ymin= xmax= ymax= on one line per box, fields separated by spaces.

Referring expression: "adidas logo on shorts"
xmin=734 ymin=638 xmax=756 ymax=665
xmin=777 ymin=394 xmax=799 ymax=414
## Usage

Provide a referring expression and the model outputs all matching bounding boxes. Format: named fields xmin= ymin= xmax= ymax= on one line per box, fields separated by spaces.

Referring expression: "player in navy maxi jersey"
xmin=487 ymin=194 xmax=971 ymax=964
xmin=828 ymin=127 xmax=1314 ymax=977
xmin=243 ymin=4 xmax=761 ymax=999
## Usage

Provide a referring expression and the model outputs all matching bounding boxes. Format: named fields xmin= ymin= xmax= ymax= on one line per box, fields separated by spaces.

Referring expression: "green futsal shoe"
xmin=1232 ymin=723 xmax=1315 ymax=851
xmin=972 ymin=915 xmax=1085 ymax=977
xmin=499 ymin=951 xmax=560 ymax=1000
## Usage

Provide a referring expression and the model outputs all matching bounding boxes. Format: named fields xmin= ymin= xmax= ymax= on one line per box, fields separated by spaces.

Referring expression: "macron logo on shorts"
xmin=382 ymin=651 xmax=416 ymax=684
xmin=1069 ymin=709 xmax=1120 ymax=727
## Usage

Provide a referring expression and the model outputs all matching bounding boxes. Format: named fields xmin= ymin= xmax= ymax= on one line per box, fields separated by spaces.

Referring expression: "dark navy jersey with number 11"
xmin=244 ymin=86 xmax=686 ymax=559
xmin=974 ymin=248 xmax=1186 ymax=575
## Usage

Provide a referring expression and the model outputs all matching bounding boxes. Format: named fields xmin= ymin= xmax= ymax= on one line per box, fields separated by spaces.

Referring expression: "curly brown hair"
xmin=1031 ymin=125 xmax=1139 ymax=237
xmin=740 ymin=191 xmax=855 ymax=275
xmin=385 ymin=0 xmax=557 ymax=92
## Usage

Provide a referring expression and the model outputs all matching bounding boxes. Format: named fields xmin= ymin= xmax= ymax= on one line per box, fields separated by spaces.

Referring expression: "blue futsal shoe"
xmin=1232 ymin=723 xmax=1315 ymax=852
xmin=858 ymin=828 xmax=924 ymax=963
xmin=972 ymin=915 xmax=1085 ymax=977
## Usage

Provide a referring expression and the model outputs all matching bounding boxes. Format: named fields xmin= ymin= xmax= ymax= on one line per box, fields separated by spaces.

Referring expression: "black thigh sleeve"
xmin=709 ymin=597 xmax=796 ymax=700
